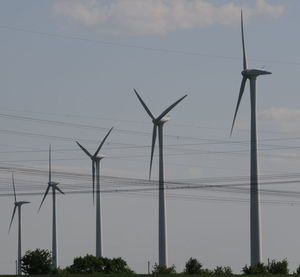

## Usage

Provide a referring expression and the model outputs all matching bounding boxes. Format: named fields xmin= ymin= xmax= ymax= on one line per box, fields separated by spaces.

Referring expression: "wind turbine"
xmin=8 ymin=173 xmax=30 ymax=275
xmin=76 ymin=127 xmax=113 ymax=257
xmin=134 ymin=89 xmax=187 ymax=266
xmin=39 ymin=145 xmax=64 ymax=271
xmin=230 ymin=11 xmax=271 ymax=266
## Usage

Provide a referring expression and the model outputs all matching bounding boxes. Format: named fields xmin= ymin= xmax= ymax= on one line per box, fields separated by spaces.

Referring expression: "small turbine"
xmin=9 ymin=173 xmax=30 ymax=275
xmin=38 ymin=145 xmax=64 ymax=271
xmin=76 ymin=127 xmax=113 ymax=257
xmin=134 ymin=89 xmax=187 ymax=266
xmin=230 ymin=10 xmax=271 ymax=266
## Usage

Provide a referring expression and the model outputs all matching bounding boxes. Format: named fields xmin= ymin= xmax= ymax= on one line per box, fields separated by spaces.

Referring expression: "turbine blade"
xmin=49 ymin=145 xmax=51 ymax=183
xmin=92 ymin=160 xmax=95 ymax=205
xmin=93 ymin=127 xmax=114 ymax=158
xmin=241 ymin=10 xmax=248 ymax=70
xmin=149 ymin=124 xmax=157 ymax=180
xmin=12 ymin=173 xmax=16 ymax=203
xmin=76 ymin=141 xmax=93 ymax=158
xmin=156 ymin=94 xmax=187 ymax=122
xmin=8 ymin=205 xmax=17 ymax=233
xmin=38 ymin=185 xmax=50 ymax=212
xmin=231 ymin=76 xmax=247 ymax=136
xmin=55 ymin=185 xmax=65 ymax=195
xmin=134 ymin=89 xmax=155 ymax=120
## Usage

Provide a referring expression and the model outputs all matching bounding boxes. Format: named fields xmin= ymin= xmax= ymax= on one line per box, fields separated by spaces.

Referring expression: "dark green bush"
xmin=184 ymin=257 xmax=202 ymax=274
xmin=268 ymin=259 xmax=288 ymax=275
xmin=214 ymin=266 xmax=233 ymax=275
xmin=152 ymin=263 xmax=176 ymax=274
xmin=201 ymin=268 xmax=214 ymax=275
xmin=21 ymin=248 xmax=52 ymax=275
xmin=242 ymin=263 xmax=268 ymax=274
xmin=65 ymin=254 xmax=134 ymax=274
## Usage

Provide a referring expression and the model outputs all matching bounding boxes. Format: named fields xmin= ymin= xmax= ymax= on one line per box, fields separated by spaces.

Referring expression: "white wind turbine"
xmin=8 ymin=173 xmax=30 ymax=275
xmin=76 ymin=127 xmax=113 ymax=257
xmin=134 ymin=89 xmax=187 ymax=266
xmin=230 ymin=11 xmax=271 ymax=266
xmin=39 ymin=145 xmax=64 ymax=270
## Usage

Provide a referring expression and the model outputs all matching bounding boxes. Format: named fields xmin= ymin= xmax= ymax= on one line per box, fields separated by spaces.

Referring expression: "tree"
xmin=268 ymin=259 xmax=288 ymax=275
xmin=184 ymin=257 xmax=202 ymax=274
xmin=152 ymin=263 xmax=176 ymax=274
xmin=242 ymin=263 xmax=268 ymax=275
xmin=105 ymin=257 xmax=133 ymax=274
xmin=65 ymin=254 xmax=103 ymax=273
xmin=21 ymin=249 xmax=52 ymax=275
xmin=65 ymin=254 xmax=133 ymax=274
xmin=214 ymin=266 xmax=233 ymax=275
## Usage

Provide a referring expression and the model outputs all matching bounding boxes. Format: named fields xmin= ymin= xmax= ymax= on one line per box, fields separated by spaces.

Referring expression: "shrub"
xmin=152 ymin=263 xmax=176 ymax=274
xmin=65 ymin=254 xmax=133 ymax=274
xmin=268 ymin=259 xmax=288 ymax=275
xmin=184 ymin=257 xmax=202 ymax=274
xmin=105 ymin=257 xmax=134 ymax=274
xmin=65 ymin=254 xmax=102 ymax=273
xmin=242 ymin=263 xmax=268 ymax=274
xmin=214 ymin=266 xmax=233 ymax=275
xmin=201 ymin=268 xmax=214 ymax=275
xmin=21 ymin=248 xmax=52 ymax=275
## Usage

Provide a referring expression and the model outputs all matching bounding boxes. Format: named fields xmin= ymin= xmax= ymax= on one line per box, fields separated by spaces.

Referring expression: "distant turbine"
xmin=39 ymin=145 xmax=64 ymax=271
xmin=9 ymin=173 xmax=30 ymax=275
xmin=76 ymin=127 xmax=113 ymax=257
xmin=134 ymin=89 xmax=187 ymax=266
xmin=230 ymin=11 xmax=271 ymax=266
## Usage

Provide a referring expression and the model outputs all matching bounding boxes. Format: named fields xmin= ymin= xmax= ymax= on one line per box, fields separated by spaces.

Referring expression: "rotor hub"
xmin=94 ymin=155 xmax=105 ymax=160
xmin=242 ymin=68 xmax=272 ymax=77
xmin=48 ymin=181 xmax=59 ymax=186
xmin=154 ymin=116 xmax=169 ymax=125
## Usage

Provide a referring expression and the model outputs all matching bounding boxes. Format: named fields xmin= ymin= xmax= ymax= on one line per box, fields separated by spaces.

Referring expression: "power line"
xmin=1 ymin=164 xmax=300 ymax=200
xmin=2 ymin=111 xmax=300 ymax=150
xmin=2 ymin=183 xmax=300 ymax=208
xmin=1 ymin=25 xmax=299 ymax=66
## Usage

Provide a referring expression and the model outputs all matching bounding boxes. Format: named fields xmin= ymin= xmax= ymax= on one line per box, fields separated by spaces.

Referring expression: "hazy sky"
xmin=0 ymin=0 xmax=300 ymax=274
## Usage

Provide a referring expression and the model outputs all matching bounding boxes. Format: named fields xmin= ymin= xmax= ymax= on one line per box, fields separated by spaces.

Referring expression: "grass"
xmin=0 ymin=273 xmax=297 ymax=277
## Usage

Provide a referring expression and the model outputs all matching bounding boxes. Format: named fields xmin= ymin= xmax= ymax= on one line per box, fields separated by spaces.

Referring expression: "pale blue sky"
xmin=0 ymin=0 xmax=300 ymax=274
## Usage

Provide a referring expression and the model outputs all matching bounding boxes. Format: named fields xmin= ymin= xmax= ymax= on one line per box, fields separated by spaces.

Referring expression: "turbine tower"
xmin=8 ymin=173 xmax=30 ymax=275
xmin=134 ymin=89 xmax=187 ymax=266
xmin=76 ymin=127 xmax=113 ymax=257
xmin=230 ymin=11 xmax=271 ymax=266
xmin=39 ymin=145 xmax=64 ymax=271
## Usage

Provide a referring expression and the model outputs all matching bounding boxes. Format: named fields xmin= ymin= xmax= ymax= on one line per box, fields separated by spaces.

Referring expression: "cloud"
xmin=53 ymin=0 xmax=284 ymax=35
xmin=259 ymin=107 xmax=300 ymax=133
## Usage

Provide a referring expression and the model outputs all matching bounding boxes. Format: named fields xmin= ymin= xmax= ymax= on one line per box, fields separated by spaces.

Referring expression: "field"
xmin=0 ymin=273 xmax=297 ymax=277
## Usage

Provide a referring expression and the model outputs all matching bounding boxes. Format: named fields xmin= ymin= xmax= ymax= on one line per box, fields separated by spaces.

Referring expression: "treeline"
xmin=20 ymin=248 xmax=298 ymax=275
xmin=157 ymin=258 xmax=292 ymax=275
xmin=20 ymin=249 xmax=132 ymax=275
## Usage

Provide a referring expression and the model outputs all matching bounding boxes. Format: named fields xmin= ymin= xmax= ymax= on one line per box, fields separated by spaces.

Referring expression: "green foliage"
xmin=242 ymin=259 xmax=289 ymax=275
xmin=296 ymin=265 xmax=300 ymax=275
xmin=65 ymin=254 xmax=133 ymax=274
xmin=183 ymin=257 xmax=218 ymax=275
xmin=21 ymin=248 xmax=52 ymax=275
xmin=184 ymin=257 xmax=203 ymax=274
xmin=201 ymin=268 xmax=214 ymax=275
xmin=65 ymin=255 xmax=102 ymax=274
xmin=152 ymin=263 xmax=176 ymax=274
xmin=268 ymin=259 xmax=288 ymax=275
xmin=242 ymin=263 xmax=268 ymax=275
xmin=214 ymin=266 xmax=233 ymax=275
